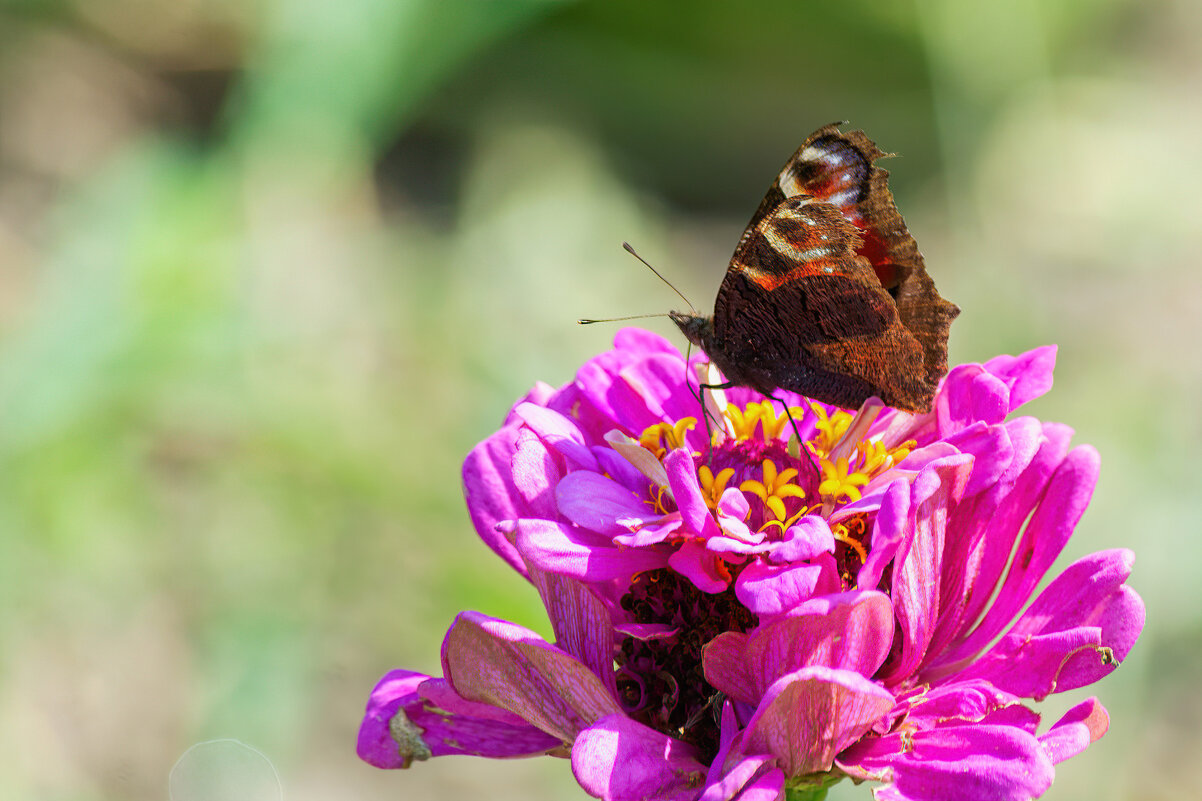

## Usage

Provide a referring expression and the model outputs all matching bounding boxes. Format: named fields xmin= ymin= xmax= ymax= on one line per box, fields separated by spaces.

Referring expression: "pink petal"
xmin=940 ymin=444 xmax=1098 ymax=671
xmin=463 ymin=426 xmax=530 ymax=577
xmin=959 ymin=550 xmax=1144 ymax=699
xmin=707 ymin=591 xmax=894 ymax=705
xmin=766 ymin=515 xmax=835 ymax=563
xmin=530 ymin=570 xmax=620 ymax=699
xmin=738 ymin=665 xmax=895 ymax=777
xmin=856 ymin=479 xmax=910 ymax=590
xmin=571 ymin=714 xmax=707 ymax=801
xmin=512 ymin=427 xmax=563 ymax=519
xmin=669 ymin=539 xmax=730 ymax=593
xmin=923 ymin=422 xmax=1075 ymax=672
xmin=514 ymin=402 xmax=599 ymax=472
xmin=936 ymin=364 xmax=1011 ymax=435
xmin=881 ymin=456 xmax=972 ymax=684
xmin=983 ymin=345 xmax=1057 ymax=411
xmin=699 ymin=754 xmax=775 ymax=801
xmin=442 ymin=612 xmax=622 ymax=743
xmin=733 ymin=561 xmax=833 ymax=619
xmin=665 ymin=449 xmax=721 ymax=540
xmin=1039 ymin=698 xmax=1109 ymax=765
xmin=557 ymin=470 xmax=661 ymax=535
xmin=839 ymin=724 xmax=1054 ymax=801
xmin=515 ymin=519 xmax=671 ymax=581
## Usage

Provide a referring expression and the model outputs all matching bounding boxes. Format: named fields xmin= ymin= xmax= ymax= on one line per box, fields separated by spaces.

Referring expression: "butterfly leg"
xmin=766 ymin=394 xmax=820 ymax=475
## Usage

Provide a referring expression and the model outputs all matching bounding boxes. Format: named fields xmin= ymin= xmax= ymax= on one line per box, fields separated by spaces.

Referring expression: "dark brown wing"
xmin=732 ymin=124 xmax=958 ymax=390
xmin=712 ymin=197 xmax=934 ymax=411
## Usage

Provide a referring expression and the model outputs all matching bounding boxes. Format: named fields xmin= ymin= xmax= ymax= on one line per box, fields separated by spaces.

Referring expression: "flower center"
xmin=632 ymin=399 xmax=915 ymax=577
xmin=615 ymin=568 xmax=757 ymax=761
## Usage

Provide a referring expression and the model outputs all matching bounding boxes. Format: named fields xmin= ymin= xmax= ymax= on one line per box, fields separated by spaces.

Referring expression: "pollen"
xmin=639 ymin=418 xmax=698 ymax=459
xmin=740 ymin=459 xmax=808 ymax=529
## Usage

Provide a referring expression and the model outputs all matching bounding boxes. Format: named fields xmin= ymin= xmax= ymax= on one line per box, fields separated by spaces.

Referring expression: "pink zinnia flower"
xmin=358 ymin=329 xmax=1143 ymax=801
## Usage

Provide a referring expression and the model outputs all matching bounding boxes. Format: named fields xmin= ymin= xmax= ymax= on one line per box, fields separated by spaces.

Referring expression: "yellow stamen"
xmin=638 ymin=418 xmax=698 ymax=459
xmin=818 ymin=456 xmax=871 ymax=503
xmin=739 ymin=459 xmax=808 ymax=530
xmin=698 ymin=465 xmax=736 ymax=510
xmin=809 ymin=404 xmax=854 ymax=457
xmin=832 ymin=521 xmax=869 ymax=564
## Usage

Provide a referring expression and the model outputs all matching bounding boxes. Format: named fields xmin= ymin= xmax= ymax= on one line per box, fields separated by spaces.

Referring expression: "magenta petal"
xmin=983 ymin=345 xmax=1057 ymax=411
xmin=571 ymin=714 xmax=707 ymax=801
xmin=767 ymin=515 xmax=835 ymax=563
xmin=463 ymin=427 xmax=530 ymax=577
xmin=936 ymin=365 xmax=1010 ymax=434
xmin=614 ymin=326 xmax=682 ymax=356
xmin=512 ymin=428 xmax=563 ymax=519
xmin=949 ymin=445 xmax=1100 ymax=668
xmin=1039 ymin=697 xmax=1109 ymax=765
xmin=901 ymin=679 xmax=1026 ymax=727
xmin=857 ymin=479 xmax=910 ymax=590
xmin=442 ymin=612 xmax=623 ymax=742
xmin=839 ymin=724 xmax=1054 ymax=801
xmin=708 ymin=591 xmax=894 ymax=704
xmin=357 ymin=670 xmax=560 ymax=767
xmin=516 ymin=519 xmax=671 ymax=581
xmin=530 ymin=571 xmax=620 ymax=698
xmin=738 ymin=665 xmax=894 ymax=777
xmin=703 ymin=632 xmax=757 ymax=704
xmin=699 ymin=753 xmax=774 ymax=801
xmin=665 ymin=449 xmax=721 ymax=539
xmin=730 ymin=768 xmax=785 ymax=801
xmin=734 ymin=561 xmax=830 ymax=618
xmin=961 ymin=550 xmax=1144 ymax=699
xmin=669 ymin=539 xmax=731 ymax=593
xmin=557 ymin=470 xmax=660 ymax=535
xmin=514 ymin=402 xmax=599 ymax=472
xmin=882 ymin=456 xmax=972 ymax=684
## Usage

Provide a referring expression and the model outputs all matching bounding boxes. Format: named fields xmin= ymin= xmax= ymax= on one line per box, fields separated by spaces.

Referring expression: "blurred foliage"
xmin=0 ymin=1 xmax=1197 ymax=799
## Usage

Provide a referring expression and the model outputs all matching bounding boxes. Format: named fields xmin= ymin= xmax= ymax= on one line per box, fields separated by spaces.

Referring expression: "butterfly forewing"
xmin=714 ymin=198 xmax=931 ymax=410
xmin=674 ymin=124 xmax=958 ymax=413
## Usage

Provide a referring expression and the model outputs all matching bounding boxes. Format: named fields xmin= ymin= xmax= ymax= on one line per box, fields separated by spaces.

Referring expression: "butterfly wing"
xmin=710 ymin=125 xmax=957 ymax=410
xmin=732 ymin=124 xmax=958 ymax=391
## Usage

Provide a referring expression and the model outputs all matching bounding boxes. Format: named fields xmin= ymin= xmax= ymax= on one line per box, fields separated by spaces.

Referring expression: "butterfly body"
xmin=672 ymin=124 xmax=958 ymax=413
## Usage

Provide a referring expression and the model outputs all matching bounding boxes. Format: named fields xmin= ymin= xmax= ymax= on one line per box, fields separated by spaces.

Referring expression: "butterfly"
xmin=671 ymin=123 xmax=959 ymax=413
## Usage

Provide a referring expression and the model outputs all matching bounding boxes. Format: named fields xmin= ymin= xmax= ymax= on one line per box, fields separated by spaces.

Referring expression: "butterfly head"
xmin=669 ymin=311 xmax=712 ymax=350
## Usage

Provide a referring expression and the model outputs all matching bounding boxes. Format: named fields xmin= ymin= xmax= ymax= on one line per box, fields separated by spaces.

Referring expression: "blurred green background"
xmin=0 ymin=1 xmax=1198 ymax=799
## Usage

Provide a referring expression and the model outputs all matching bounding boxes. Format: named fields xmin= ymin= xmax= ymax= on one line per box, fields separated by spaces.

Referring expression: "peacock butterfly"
xmin=671 ymin=123 xmax=958 ymax=413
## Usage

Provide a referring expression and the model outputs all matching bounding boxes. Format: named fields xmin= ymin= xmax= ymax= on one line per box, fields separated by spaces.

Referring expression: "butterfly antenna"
xmin=622 ymin=242 xmax=697 ymax=313
xmin=578 ymin=313 xmax=670 ymax=325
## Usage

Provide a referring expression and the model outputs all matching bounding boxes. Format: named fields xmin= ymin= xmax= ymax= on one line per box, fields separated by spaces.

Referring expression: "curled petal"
xmin=357 ymin=670 xmax=560 ymax=768
xmin=1039 ymin=697 xmax=1109 ymax=765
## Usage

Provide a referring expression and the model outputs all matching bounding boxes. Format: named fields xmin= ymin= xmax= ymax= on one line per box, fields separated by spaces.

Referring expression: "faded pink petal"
xmin=442 ymin=612 xmax=622 ymax=743
xmin=737 ymin=665 xmax=895 ymax=777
